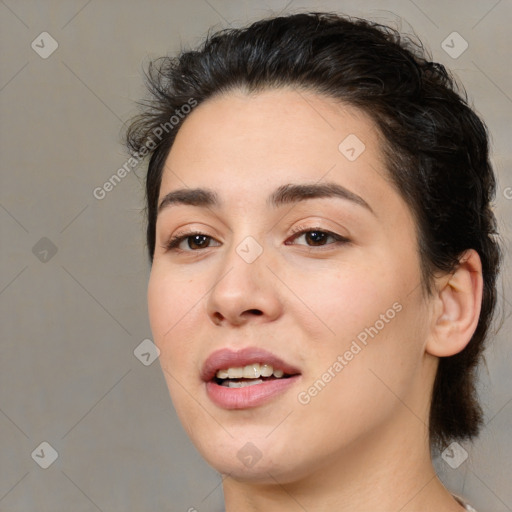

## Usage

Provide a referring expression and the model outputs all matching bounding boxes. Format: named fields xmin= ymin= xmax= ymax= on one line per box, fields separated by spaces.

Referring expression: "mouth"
xmin=202 ymin=347 xmax=301 ymax=409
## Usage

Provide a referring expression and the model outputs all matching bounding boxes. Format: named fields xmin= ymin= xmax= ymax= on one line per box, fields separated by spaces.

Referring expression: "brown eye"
xmin=302 ymin=231 xmax=330 ymax=246
xmin=288 ymin=228 xmax=348 ymax=248
xmin=165 ymin=231 xmax=221 ymax=252
xmin=186 ymin=234 xmax=211 ymax=250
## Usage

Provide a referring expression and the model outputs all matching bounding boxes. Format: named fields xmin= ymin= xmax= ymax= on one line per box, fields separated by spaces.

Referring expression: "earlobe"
xmin=426 ymin=249 xmax=483 ymax=357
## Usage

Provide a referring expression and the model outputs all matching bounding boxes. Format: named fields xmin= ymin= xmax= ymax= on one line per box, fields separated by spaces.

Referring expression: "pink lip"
xmin=201 ymin=347 xmax=301 ymax=410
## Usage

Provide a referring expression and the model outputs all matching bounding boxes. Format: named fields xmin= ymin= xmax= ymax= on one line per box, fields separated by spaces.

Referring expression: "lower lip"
xmin=205 ymin=376 xmax=301 ymax=409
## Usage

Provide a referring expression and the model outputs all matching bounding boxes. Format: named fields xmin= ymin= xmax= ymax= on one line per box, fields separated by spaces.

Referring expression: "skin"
xmin=148 ymin=88 xmax=482 ymax=511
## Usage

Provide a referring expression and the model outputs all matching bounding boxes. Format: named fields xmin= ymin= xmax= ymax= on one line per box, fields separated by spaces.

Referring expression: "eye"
xmin=286 ymin=226 xmax=349 ymax=247
xmin=162 ymin=226 xmax=349 ymax=253
xmin=164 ymin=230 xmax=221 ymax=252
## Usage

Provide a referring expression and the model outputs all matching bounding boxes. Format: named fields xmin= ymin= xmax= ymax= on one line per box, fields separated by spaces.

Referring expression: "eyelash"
xmin=286 ymin=225 xmax=349 ymax=248
xmin=163 ymin=225 xmax=350 ymax=253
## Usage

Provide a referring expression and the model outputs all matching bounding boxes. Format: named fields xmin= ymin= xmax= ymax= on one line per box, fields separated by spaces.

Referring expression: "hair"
xmin=125 ymin=12 xmax=501 ymax=450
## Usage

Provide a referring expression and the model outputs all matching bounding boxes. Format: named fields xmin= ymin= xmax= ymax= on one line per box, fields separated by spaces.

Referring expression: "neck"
xmin=223 ymin=409 xmax=464 ymax=512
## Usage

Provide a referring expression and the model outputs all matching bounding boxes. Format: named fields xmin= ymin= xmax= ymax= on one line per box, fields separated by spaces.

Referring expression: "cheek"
xmin=292 ymin=305 xmax=427 ymax=454
xmin=147 ymin=268 xmax=206 ymax=426
xmin=147 ymin=267 xmax=202 ymax=366
xmin=289 ymin=257 xmax=426 ymax=395
xmin=284 ymin=260 xmax=403 ymax=345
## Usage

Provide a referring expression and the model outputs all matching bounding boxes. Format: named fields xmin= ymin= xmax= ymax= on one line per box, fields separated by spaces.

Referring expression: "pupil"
xmin=190 ymin=235 xmax=208 ymax=249
xmin=306 ymin=231 xmax=326 ymax=245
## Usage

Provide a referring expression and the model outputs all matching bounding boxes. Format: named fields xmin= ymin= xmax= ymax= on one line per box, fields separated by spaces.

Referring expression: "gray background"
xmin=0 ymin=1 xmax=510 ymax=511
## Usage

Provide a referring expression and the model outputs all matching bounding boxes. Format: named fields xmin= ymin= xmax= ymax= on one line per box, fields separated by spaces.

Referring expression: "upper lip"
xmin=201 ymin=347 xmax=301 ymax=382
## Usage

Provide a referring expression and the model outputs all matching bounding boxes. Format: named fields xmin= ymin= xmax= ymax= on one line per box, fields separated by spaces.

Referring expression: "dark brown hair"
xmin=125 ymin=12 xmax=501 ymax=449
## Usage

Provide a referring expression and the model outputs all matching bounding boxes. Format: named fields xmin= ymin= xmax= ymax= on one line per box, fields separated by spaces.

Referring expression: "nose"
xmin=205 ymin=240 xmax=283 ymax=327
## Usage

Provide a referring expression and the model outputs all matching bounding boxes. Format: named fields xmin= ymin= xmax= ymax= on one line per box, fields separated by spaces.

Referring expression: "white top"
xmin=453 ymin=494 xmax=478 ymax=511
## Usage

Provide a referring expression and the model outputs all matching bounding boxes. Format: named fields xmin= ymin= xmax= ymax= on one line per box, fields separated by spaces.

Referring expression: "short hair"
xmin=125 ymin=12 xmax=501 ymax=449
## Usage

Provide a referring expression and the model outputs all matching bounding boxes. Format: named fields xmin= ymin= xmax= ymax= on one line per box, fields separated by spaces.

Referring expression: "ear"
xmin=426 ymin=249 xmax=483 ymax=357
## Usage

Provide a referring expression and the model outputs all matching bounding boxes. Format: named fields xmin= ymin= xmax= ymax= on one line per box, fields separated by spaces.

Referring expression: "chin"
xmin=206 ymin=454 xmax=303 ymax=484
xmin=189 ymin=428 xmax=315 ymax=485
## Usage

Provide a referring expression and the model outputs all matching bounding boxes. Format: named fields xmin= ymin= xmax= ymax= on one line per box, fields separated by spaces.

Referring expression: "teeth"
xmin=228 ymin=367 xmax=243 ymax=378
xmin=221 ymin=379 xmax=263 ymax=388
xmin=215 ymin=363 xmax=286 ymax=380
xmin=243 ymin=363 xmax=260 ymax=378
xmin=260 ymin=364 xmax=273 ymax=377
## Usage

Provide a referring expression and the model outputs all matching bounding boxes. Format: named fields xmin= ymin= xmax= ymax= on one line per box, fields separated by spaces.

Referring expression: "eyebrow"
xmin=158 ymin=182 xmax=374 ymax=215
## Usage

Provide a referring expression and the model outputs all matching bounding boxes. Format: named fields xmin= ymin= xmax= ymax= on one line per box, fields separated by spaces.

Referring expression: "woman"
xmin=125 ymin=12 xmax=500 ymax=511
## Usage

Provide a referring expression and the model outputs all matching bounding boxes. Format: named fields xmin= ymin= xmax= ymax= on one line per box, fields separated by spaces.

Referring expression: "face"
xmin=148 ymin=89 xmax=435 ymax=484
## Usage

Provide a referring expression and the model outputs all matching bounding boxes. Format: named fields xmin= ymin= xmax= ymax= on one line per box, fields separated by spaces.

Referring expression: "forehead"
xmin=168 ymin=88 xmax=381 ymax=168
xmin=159 ymin=88 xmax=399 ymax=220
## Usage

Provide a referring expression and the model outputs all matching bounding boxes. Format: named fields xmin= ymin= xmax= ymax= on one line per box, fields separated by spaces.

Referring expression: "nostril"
xmin=212 ymin=309 xmax=263 ymax=325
